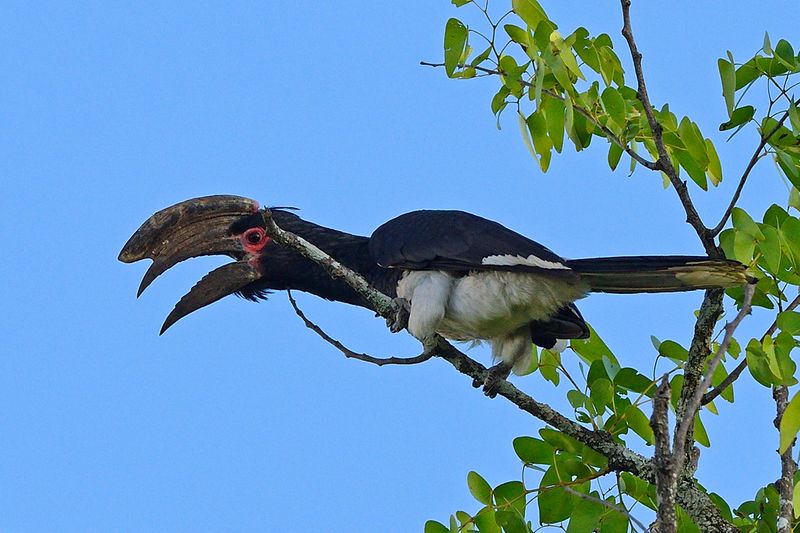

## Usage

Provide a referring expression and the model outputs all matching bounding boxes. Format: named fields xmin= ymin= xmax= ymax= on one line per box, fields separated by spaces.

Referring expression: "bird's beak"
xmin=119 ymin=195 xmax=263 ymax=333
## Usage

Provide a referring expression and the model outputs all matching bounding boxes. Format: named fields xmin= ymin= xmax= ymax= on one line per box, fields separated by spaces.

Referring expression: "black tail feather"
xmin=566 ymin=256 xmax=748 ymax=294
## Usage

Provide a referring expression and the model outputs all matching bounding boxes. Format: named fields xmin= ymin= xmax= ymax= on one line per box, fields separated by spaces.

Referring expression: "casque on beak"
xmin=119 ymin=195 xmax=264 ymax=333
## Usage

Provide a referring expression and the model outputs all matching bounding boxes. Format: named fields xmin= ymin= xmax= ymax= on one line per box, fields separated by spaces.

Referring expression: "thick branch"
xmin=672 ymin=284 xmax=755 ymax=469
xmin=774 ymin=385 xmax=797 ymax=533
xmin=710 ymin=107 xmax=794 ymax=237
xmin=674 ymin=290 xmax=724 ymax=462
xmin=702 ymin=292 xmax=800 ymax=405
xmin=619 ymin=0 xmax=716 ymax=255
xmin=651 ymin=378 xmax=677 ymax=533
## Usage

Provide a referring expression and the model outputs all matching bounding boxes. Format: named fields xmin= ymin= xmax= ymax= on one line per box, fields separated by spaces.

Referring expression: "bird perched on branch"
xmin=119 ymin=195 xmax=747 ymax=396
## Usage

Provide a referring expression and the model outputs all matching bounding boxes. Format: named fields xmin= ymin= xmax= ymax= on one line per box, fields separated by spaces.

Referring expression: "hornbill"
xmin=119 ymin=195 xmax=748 ymax=395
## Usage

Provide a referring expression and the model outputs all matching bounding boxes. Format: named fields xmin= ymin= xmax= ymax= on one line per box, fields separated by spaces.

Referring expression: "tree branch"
xmin=773 ymin=384 xmax=797 ymax=533
xmin=260 ymin=208 xmax=737 ymax=532
xmin=286 ymin=290 xmax=434 ymax=366
xmin=674 ymin=289 xmax=724 ymax=464
xmin=709 ymin=107 xmax=794 ymax=237
xmin=651 ymin=378 xmax=677 ymax=533
xmin=672 ymin=284 xmax=754 ymax=464
xmin=702 ymin=292 xmax=800 ymax=405
xmin=619 ymin=0 xmax=717 ymax=255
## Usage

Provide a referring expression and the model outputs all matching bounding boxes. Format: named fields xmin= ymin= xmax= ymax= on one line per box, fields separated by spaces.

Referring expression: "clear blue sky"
xmin=1 ymin=1 xmax=797 ymax=531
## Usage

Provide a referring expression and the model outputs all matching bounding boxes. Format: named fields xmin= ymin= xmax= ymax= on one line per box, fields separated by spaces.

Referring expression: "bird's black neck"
xmin=251 ymin=210 xmax=400 ymax=309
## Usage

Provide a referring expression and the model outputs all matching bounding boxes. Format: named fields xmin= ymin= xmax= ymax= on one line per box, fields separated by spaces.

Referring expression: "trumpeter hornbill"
xmin=119 ymin=195 xmax=748 ymax=396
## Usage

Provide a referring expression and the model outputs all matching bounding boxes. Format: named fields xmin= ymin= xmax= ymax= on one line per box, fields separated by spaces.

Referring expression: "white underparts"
xmin=396 ymin=270 xmax=589 ymax=374
xmin=481 ymin=253 xmax=569 ymax=270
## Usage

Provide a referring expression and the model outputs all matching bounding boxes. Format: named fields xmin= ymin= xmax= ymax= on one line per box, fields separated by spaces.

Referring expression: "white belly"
xmin=396 ymin=270 xmax=589 ymax=342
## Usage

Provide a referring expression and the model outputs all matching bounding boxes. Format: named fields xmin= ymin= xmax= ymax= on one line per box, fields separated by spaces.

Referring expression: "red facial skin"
xmin=241 ymin=227 xmax=270 ymax=260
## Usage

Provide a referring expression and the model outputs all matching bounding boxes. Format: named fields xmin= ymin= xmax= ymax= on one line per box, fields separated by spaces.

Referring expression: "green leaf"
xmin=542 ymin=95 xmax=565 ymax=153
xmin=566 ymin=496 xmax=603 ymax=533
xmin=590 ymin=378 xmax=614 ymax=411
xmin=518 ymin=111 xmax=537 ymax=161
xmin=694 ymin=414 xmax=710 ymax=447
xmin=443 ymin=18 xmax=468 ymax=77
xmin=512 ymin=0 xmax=548 ymax=30
xmin=763 ymin=32 xmax=773 ymax=55
xmin=470 ymin=46 xmax=492 ymax=68
xmin=780 ymin=391 xmax=800 ymax=453
xmin=659 ymin=340 xmax=688 ymax=362
xmin=539 ymin=349 xmax=560 ymax=385
xmin=673 ymin=148 xmax=708 ymax=190
xmin=614 ymin=368 xmax=655 ymax=395
xmin=778 ymin=311 xmax=800 ymax=336
xmin=504 ymin=24 xmax=530 ymax=47
xmin=746 ymin=338 xmax=779 ymax=387
xmin=794 ymin=480 xmax=800 ymax=519
xmin=719 ymin=105 xmax=755 ymax=131
xmin=790 ymin=104 xmax=800 ymax=133
xmin=678 ymin=117 xmax=709 ymax=167
xmin=735 ymin=58 xmax=760 ymax=89
xmin=601 ymin=87 xmax=626 ymax=133
xmin=607 ymin=142 xmax=623 ymax=171
xmin=468 ymin=471 xmax=493 ymax=505
xmin=491 ymin=86 xmax=510 ymax=117
xmin=718 ymin=58 xmax=735 ymax=116
xmin=705 ymin=139 xmax=723 ymax=185
xmin=494 ymin=481 xmax=526 ymax=516
xmin=474 ymin=507 xmax=502 ymax=533
xmin=732 ymin=207 xmax=764 ymax=239
xmin=527 ymin=110 xmax=552 ymax=171
xmin=538 ymin=484 xmax=574 ymax=523
xmin=494 ymin=511 xmax=527 ymax=533
xmin=759 ymin=225 xmax=782 ymax=273
xmin=451 ymin=0 xmax=471 ymax=6
xmin=425 ymin=520 xmax=450 ymax=533
xmin=570 ymin=325 xmax=619 ymax=366
xmin=774 ymin=39 xmax=796 ymax=69
xmin=625 ymin=404 xmax=655 ymax=445
xmin=513 ymin=436 xmax=554 ymax=464
xmin=539 ymin=428 xmax=582 ymax=454
xmin=600 ymin=508 xmax=629 ymax=533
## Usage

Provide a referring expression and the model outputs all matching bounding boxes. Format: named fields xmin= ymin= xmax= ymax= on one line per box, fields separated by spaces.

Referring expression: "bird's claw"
xmin=387 ymin=297 xmax=411 ymax=333
xmin=472 ymin=362 xmax=512 ymax=398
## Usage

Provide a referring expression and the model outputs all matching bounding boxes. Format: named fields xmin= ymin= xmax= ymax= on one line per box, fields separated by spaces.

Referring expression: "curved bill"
xmin=119 ymin=195 xmax=264 ymax=332
xmin=160 ymin=261 xmax=261 ymax=334
xmin=119 ymin=195 xmax=261 ymax=295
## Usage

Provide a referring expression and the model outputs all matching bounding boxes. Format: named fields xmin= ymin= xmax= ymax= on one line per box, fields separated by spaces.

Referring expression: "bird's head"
xmin=118 ymin=195 xmax=276 ymax=334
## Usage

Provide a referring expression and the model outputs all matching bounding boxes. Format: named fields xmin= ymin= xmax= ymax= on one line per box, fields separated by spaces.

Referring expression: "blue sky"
xmin=1 ymin=1 xmax=798 ymax=531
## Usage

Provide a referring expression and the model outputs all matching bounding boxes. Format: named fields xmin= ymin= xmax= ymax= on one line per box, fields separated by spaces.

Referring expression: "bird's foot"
xmin=472 ymin=361 xmax=513 ymax=398
xmin=386 ymin=297 xmax=411 ymax=333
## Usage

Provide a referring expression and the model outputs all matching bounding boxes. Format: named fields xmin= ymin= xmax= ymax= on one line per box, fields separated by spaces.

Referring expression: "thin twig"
xmin=710 ymin=107 xmax=795 ymax=236
xmin=702 ymin=292 xmax=800 ymax=405
xmin=286 ymin=291 xmax=434 ymax=366
xmin=619 ymin=0 xmax=716 ymax=255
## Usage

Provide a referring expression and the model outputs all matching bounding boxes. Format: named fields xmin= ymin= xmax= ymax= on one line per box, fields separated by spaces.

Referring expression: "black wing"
xmin=368 ymin=210 xmax=575 ymax=276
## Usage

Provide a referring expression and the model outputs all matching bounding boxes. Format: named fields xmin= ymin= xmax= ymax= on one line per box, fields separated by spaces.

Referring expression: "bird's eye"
xmin=241 ymin=227 xmax=269 ymax=251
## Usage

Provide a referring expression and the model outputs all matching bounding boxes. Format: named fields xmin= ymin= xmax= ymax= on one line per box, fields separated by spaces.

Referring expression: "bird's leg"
xmin=386 ymin=297 xmax=411 ymax=333
xmin=472 ymin=361 xmax=513 ymax=398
